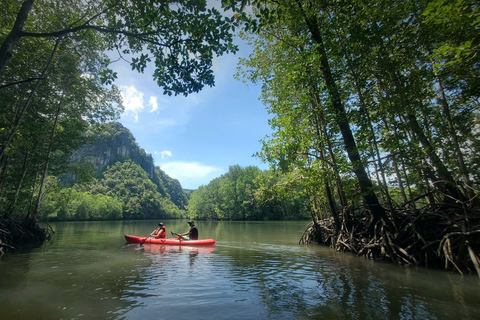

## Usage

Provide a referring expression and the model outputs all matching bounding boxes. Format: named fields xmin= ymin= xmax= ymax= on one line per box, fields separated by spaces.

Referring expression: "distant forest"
xmin=35 ymin=123 xmax=310 ymax=221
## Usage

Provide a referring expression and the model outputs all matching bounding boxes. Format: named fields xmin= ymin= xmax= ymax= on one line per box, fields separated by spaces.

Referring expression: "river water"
xmin=1 ymin=220 xmax=479 ymax=319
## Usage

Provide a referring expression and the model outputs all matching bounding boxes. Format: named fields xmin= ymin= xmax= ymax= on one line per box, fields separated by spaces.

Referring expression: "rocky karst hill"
xmin=64 ymin=121 xmax=188 ymax=209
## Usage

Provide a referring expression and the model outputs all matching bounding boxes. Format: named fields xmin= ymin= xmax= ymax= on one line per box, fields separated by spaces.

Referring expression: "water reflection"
xmin=309 ymin=249 xmax=480 ymax=320
xmin=1 ymin=221 xmax=479 ymax=320
xmin=125 ymin=244 xmax=216 ymax=270
xmin=0 ymin=245 xmax=149 ymax=319
xmin=211 ymin=243 xmax=480 ymax=320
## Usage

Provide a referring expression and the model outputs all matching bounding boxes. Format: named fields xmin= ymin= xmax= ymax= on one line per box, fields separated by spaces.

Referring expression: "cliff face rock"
xmin=70 ymin=122 xmax=162 ymax=190
xmin=63 ymin=121 xmax=189 ymax=209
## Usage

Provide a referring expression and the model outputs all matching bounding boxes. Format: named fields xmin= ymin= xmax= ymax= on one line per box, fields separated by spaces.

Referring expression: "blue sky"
xmin=109 ymin=38 xmax=272 ymax=190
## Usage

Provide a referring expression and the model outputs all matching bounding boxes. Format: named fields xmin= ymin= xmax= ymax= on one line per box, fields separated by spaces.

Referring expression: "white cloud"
xmin=159 ymin=161 xmax=224 ymax=189
xmin=149 ymin=96 xmax=158 ymax=112
xmin=160 ymin=150 xmax=172 ymax=158
xmin=120 ymin=85 xmax=144 ymax=114
xmin=120 ymin=86 xmax=161 ymax=121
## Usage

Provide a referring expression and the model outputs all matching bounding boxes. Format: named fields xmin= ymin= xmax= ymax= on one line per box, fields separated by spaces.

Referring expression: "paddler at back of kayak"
xmin=149 ymin=222 xmax=167 ymax=239
xmin=177 ymin=220 xmax=198 ymax=240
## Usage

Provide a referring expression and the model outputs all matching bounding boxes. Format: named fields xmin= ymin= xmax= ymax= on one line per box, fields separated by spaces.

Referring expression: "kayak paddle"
xmin=140 ymin=232 xmax=152 ymax=245
xmin=171 ymin=231 xmax=189 ymax=240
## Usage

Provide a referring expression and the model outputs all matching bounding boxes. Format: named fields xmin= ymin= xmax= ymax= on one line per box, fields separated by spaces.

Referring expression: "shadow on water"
xmin=322 ymin=249 xmax=480 ymax=320
xmin=208 ymin=239 xmax=480 ymax=319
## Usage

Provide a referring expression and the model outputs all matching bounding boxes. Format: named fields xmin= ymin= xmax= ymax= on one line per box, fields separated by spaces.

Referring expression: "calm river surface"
xmin=1 ymin=220 xmax=480 ymax=319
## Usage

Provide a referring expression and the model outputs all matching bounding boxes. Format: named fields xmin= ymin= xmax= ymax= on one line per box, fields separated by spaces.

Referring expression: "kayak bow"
xmin=125 ymin=234 xmax=216 ymax=246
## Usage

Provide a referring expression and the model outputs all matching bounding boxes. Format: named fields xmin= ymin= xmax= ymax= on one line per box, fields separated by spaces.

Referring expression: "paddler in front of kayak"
xmin=149 ymin=222 xmax=167 ymax=239
xmin=177 ymin=220 xmax=198 ymax=240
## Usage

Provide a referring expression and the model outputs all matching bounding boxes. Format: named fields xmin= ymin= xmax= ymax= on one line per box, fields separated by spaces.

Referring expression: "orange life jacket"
xmin=155 ymin=226 xmax=166 ymax=239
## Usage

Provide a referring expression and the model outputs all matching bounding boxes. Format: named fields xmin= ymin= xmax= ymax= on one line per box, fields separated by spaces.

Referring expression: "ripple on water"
xmin=3 ymin=222 xmax=480 ymax=320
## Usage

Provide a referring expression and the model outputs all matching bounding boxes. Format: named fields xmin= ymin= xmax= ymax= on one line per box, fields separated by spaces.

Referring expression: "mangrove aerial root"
xmin=300 ymin=204 xmax=480 ymax=276
xmin=0 ymin=216 xmax=54 ymax=259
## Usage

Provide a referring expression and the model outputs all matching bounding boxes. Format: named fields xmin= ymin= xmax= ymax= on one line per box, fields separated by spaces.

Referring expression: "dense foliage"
xmin=156 ymin=166 xmax=189 ymax=210
xmin=229 ymin=0 xmax=480 ymax=274
xmin=39 ymin=187 xmax=123 ymax=221
xmin=0 ymin=0 xmax=237 ymax=223
xmin=39 ymin=160 xmax=185 ymax=221
xmin=68 ymin=122 xmax=188 ymax=211
xmin=37 ymin=121 xmax=189 ymax=221
xmin=188 ymin=165 xmax=310 ymax=220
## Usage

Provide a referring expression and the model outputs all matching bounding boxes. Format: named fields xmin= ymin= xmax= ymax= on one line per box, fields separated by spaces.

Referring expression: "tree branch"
xmin=0 ymin=77 xmax=45 ymax=89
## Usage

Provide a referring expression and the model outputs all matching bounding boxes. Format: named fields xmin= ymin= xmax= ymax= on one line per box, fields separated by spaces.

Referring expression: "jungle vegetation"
xmin=228 ymin=0 xmax=480 ymax=276
xmin=188 ymin=165 xmax=310 ymax=220
xmin=36 ymin=122 xmax=189 ymax=222
xmin=0 ymin=0 xmax=238 ymax=254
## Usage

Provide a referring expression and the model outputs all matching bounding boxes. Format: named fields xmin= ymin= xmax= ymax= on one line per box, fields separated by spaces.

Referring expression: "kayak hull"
xmin=125 ymin=234 xmax=216 ymax=246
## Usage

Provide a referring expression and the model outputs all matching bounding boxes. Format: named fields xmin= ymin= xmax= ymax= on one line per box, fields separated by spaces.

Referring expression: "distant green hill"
xmin=40 ymin=122 xmax=188 ymax=221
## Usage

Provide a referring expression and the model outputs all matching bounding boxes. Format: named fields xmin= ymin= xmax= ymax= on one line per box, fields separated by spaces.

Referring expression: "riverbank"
xmin=301 ymin=203 xmax=480 ymax=277
xmin=0 ymin=216 xmax=53 ymax=258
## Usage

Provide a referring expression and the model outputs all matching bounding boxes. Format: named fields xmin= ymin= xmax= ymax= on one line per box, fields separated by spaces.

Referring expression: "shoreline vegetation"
xmin=301 ymin=201 xmax=480 ymax=277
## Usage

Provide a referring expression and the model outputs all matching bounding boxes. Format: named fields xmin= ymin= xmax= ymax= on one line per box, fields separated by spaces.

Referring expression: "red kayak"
xmin=125 ymin=234 xmax=216 ymax=246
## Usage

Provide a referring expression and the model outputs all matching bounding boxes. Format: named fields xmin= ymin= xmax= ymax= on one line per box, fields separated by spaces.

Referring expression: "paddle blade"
xmin=171 ymin=231 xmax=178 ymax=236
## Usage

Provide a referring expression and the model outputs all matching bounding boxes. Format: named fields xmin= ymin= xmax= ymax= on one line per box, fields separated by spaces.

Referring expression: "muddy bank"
xmin=0 ymin=216 xmax=53 ymax=258
xmin=301 ymin=203 xmax=480 ymax=277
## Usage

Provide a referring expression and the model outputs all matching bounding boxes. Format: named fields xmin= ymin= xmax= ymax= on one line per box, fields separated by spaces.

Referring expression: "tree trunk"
xmin=399 ymin=156 xmax=416 ymax=208
xmin=353 ymin=72 xmax=394 ymax=212
xmin=0 ymin=37 xmax=61 ymax=163
xmin=8 ymin=150 xmax=33 ymax=214
xmin=380 ymin=116 xmax=409 ymax=207
xmin=405 ymin=112 xmax=462 ymax=201
xmin=414 ymin=11 xmax=474 ymax=201
xmin=0 ymin=156 xmax=9 ymax=200
xmin=312 ymin=115 xmax=342 ymax=231
xmin=0 ymin=0 xmax=35 ymax=75
xmin=309 ymin=84 xmax=347 ymax=209
xmin=28 ymin=104 xmax=61 ymax=220
xmin=435 ymin=76 xmax=474 ymax=200
xmin=325 ymin=124 xmax=347 ymax=208
xmin=297 ymin=4 xmax=387 ymax=224
xmin=325 ymin=181 xmax=340 ymax=231
xmin=375 ymin=64 xmax=462 ymax=202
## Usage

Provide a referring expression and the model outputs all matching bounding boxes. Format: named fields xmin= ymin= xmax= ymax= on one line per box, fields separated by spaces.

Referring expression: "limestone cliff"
xmin=65 ymin=122 xmax=187 ymax=209
xmin=72 ymin=122 xmax=159 ymax=182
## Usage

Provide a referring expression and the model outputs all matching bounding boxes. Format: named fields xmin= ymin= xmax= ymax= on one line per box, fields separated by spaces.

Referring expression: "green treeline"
xmin=31 ymin=120 xmax=311 ymax=222
xmin=39 ymin=160 xmax=186 ymax=221
xmin=32 ymin=118 xmax=313 ymax=222
xmin=188 ymin=165 xmax=309 ymax=220
xmin=35 ymin=121 xmax=189 ymax=221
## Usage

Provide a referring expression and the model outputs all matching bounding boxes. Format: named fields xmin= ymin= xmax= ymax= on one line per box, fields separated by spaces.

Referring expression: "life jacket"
xmin=155 ymin=226 xmax=166 ymax=239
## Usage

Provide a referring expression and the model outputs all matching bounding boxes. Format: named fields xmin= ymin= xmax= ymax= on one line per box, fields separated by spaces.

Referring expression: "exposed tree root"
xmin=300 ymin=204 xmax=480 ymax=277
xmin=0 ymin=216 xmax=54 ymax=259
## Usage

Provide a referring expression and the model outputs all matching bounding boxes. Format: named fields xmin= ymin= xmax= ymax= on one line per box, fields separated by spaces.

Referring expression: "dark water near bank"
xmin=1 ymin=220 xmax=479 ymax=319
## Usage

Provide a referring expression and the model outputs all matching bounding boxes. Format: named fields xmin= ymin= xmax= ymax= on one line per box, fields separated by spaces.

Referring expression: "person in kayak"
xmin=177 ymin=220 xmax=198 ymax=240
xmin=150 ymin=222 xmax=166 ymax=239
